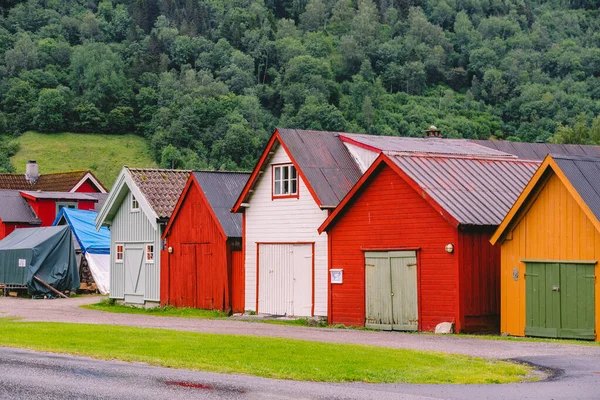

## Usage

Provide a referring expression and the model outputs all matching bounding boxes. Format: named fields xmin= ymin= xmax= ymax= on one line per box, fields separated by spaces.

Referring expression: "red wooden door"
xmin=171 ymin=243 xmax=197 ymax=308
xmin=195 ymin=244 xmax=213 ymax=309
xmin=231 ymin=250 xmax=244 ymax=313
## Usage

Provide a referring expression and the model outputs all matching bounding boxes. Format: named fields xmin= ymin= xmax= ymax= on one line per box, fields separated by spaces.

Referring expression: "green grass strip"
xmin=0 ymin=319 xmax=531 ymax=384
xmin=82 ymin=300 xmax=228 ymax=319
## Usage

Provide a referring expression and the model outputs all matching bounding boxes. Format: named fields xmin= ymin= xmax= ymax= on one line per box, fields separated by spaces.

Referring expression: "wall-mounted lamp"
xmin=445 ymin=243 xmax=454 ymax=254
xmin=168 ymin=246 xmax=173 ymax=254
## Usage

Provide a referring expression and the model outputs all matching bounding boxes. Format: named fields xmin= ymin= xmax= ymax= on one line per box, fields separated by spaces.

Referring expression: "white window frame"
xmin=131 ymin=194 xmax=140 ymax=212
xmin=146 ymin=244 xmax=154 ymax=263
xmin=115 ymin=244 xmax=124 ymax=263
xmin=56 ymin=202 xmax=77 ymax=214
xmin=273 ymin=164 xmax=298 ymax=197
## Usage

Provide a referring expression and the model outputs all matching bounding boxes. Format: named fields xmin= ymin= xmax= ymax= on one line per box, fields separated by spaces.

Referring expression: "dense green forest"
xmin=1 ymin=0 xmax=600 ymax=172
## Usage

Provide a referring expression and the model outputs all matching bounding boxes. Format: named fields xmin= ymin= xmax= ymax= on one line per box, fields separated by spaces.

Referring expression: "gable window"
xmin=273 ymin=164 xmax=298 ymax=197
xmin=56 ymin=202 xmax=76 ymax=214
xmin=146 ymin=244 xmax=154 ymax=263
xmin=115 ymin=244 xmax=124 ymax=262
xmin=131 ymin=194 xmax=140 ymax=212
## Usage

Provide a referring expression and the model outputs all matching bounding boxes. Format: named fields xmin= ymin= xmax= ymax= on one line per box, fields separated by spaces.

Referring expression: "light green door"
xmin=525 ymin=262 xmax=595 ymax=340
xmin=365 ymin=251 xmax=418 ymax=331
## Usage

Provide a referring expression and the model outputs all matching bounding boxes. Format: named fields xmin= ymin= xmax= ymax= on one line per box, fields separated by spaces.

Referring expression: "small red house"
xmin=319 ymin=153 xmax=539 ymax=333
xmin=161 ymin=171 xmax=250 ymax=312
xmin=20 ymin=191 xmax=99 ymax=227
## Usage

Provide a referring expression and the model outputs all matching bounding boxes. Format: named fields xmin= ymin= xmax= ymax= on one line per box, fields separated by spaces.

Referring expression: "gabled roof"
xmin=233 ymin=128 xmax=363 ymax=211
xmin=0 ymin=170 xmax=107 ymax=193
xmin=343 ymin=134 xmax=516 ymax=158
xmin=53 ymin=208 xmax=110 ymax=255
xmin=474 ymin=140 xmax=600 ymax=160
xmin=491 ymin=154 xmax=600 ymax=244
xmin=165 ymin=171 xmax=250 ymax=239
xmin=0 ymin=190 xmax=41 ymax=225
xmin=319 ymin=153 xmax=540 ymax=233
xmin=193 ymin=171 xmax=249 ymax=237
xmin=95 ymin=167 xmax=190 ymax=230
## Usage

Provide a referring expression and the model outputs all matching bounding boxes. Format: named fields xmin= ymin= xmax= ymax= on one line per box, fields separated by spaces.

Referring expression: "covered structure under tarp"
xmin=0 ymin=225 xmax=79 ymax=297
xmin=53 ymin=208 xmax=110 ymax=294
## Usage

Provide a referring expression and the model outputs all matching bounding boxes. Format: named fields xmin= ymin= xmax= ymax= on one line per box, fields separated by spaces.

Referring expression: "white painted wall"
xmin=244 ymin=143 xmax=329 ymax=316
xmin=342 ymin=141 xmax=379 ymax=173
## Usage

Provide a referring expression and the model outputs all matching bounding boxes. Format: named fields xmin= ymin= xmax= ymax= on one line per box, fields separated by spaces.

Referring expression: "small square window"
xmin=273 ymin=164 xmax=298 ymax=197
xmin=131 ymin=195 xmax=140 ymax=212
xmin=115 ymin=244 xmax=124 ymax=262
xmin=146 ymin=244 xmax=154 ymax=262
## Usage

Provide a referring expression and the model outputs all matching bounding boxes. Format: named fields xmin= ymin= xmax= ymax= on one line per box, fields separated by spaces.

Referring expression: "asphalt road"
xmin=0 ymin=347 xmax=598 ymax=400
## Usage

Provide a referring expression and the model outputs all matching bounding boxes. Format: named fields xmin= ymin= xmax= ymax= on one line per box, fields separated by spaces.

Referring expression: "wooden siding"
xmin=328 ymin=165 xmax=460 ymax=331
xmin=458 ymin=229 xmax=500 ymax=332
xmin=110 ymin=190 xmax=161 ymax=303
xmin=244 ymin=143 xmax=329 ymax=316
xmin=231 ymin=249 xmax=244 ymax=313
xmin=162 ymin=182 xmax=232 ymax=311
xmin=75 ymin=180 xmax=100 ymax=193
xmin=501 ymin=173 xmax=600 ymax=340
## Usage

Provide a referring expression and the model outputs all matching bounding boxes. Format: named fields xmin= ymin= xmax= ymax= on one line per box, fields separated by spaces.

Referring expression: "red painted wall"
xmin=74 ymin=179 xmax=100 ymax=193
xmin=24 ymin=198 xmax=96 ymax=226
xmin=328 ymin=165 xmax=459 ymax=331
xmin=162 ymin=181 xmax=241 ymax=312
xmin=230 ymin=249 xmax=244 ymax=313
xmin=458 ymin=229 xmax=500 ymax=332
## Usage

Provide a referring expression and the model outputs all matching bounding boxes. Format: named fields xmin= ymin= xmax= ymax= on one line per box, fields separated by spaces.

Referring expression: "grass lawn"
xmin=0 ymin=319 xmax=531 ymax=384
xmin=82 ymin=299 xmax=228 ymax=319
xmin=11 ymin=131 xmax=156 ymax=187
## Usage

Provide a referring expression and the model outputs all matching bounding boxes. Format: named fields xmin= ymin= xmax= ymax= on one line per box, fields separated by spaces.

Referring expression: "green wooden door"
xmin=365 ymin=251 xmax=418 ymax=331
xmin=365 ymin=253 xmax=393 ymax=330
xmin=559 ymin=263 xmax=595 ymax=340
xmin=525 ymin=262 xmax=595 ymax=340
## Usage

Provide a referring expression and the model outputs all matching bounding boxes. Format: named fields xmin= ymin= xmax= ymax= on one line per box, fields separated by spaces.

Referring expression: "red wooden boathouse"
xmin=319 ymin=153 xmax=539 ymax=333
xmin=161 ymin=171 xmax=249 ymax=313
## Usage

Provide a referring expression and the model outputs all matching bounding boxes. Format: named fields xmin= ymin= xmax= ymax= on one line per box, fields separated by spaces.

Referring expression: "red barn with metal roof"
xmin=162 ymin=171 xmax=249 ymax=312
xmin=319 ymin=153 xmax=540 ymax=333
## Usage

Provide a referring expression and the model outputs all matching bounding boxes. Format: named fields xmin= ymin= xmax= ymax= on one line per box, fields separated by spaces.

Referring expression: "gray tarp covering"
xmin=0 ymin=226 xmax=79 ymax=297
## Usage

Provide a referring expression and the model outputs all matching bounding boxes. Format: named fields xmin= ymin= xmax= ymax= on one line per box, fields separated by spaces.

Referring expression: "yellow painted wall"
xmin=501 ymin=173 xmax=599 ymax=341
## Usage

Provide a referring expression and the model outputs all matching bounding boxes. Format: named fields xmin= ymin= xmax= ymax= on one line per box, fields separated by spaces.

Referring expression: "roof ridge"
xmin=193 ymin=170 xmax=252 ymax=174
xmin=126 ymin=167 xmax=192 ymax=172
xmin=386 ymin=152 xmax=531 ymax=162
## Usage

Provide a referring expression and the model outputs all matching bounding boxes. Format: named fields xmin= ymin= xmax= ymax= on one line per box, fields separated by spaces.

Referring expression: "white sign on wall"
xmin=18 ymin=259 xmax=26 ymax=267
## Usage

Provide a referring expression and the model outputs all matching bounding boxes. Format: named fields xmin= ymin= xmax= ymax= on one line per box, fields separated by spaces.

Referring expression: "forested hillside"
xmin=1 ymin=0 xmax=600 ymax=172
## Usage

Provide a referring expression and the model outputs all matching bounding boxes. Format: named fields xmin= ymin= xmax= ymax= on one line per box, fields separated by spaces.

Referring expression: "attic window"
xmin=273 ymin=164 xmax=298 ymax=198
xmin=131 ymin=194 xmax=140 ymax=212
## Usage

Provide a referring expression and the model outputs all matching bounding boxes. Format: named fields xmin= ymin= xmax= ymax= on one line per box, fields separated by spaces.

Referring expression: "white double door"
xmin=258 ymin=243 xmax=313 ymax=317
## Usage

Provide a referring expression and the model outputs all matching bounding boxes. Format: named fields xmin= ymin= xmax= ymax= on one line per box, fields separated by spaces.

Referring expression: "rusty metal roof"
xmin=0 ymin=190 xmax=41 ymax=225
xmin=193 ymin=171 xmax=250 ymax=238
xmin=342 ymin=133 xmax=516 ymax=158
xmin=553 ymin=155 xmax=600 ymax=222
xmin=389 ymin=155 xmax=541 ymax=226
xmin=474 ymin=140 xmax=600 ymax=160
xmin=277 ymin=129 xmax=363 ymax=207
xmin=127 ymin=168 xmax=191 ymax=219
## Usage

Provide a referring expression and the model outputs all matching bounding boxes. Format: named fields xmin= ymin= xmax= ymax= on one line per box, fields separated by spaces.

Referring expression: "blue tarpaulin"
xmin=53 ymin=208 xmax=110 ymax=255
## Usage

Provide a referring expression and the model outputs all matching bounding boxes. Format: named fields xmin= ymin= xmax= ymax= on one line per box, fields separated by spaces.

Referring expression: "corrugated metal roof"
xmin=127 ymin=168 xmax=191 ymax=219
xmin=193 ymin=171 xmax=250 ymax=238
xmin=343 ymin=134 xmax=516 ymax=158
xmin=389 ymin=155 xmax=541 ymax=226
xmin=277 ymin=128 xmax=363 ymax=207
xmin=20 ymin=191 xmax=97 ymax=201
xmin=475 ymin=140 xmax=600 ymax=160
xmin=553 ymin=155 xmax=600 ymax=223
xmin=85 ymin=192 xmax=110 ymax=212
xmin=0 ymin=190 xmax=41 ymax=224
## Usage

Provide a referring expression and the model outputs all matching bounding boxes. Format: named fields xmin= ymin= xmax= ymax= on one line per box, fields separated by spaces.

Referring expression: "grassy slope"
xmin=0 ymin=319 xmax=531 ymax=383
xmin=11 ymin=131 xmax=157 ymax=188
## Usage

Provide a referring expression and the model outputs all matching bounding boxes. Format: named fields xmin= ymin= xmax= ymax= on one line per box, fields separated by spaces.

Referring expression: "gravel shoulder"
xmin=1 ymin=296 xmax=598 ymax=359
